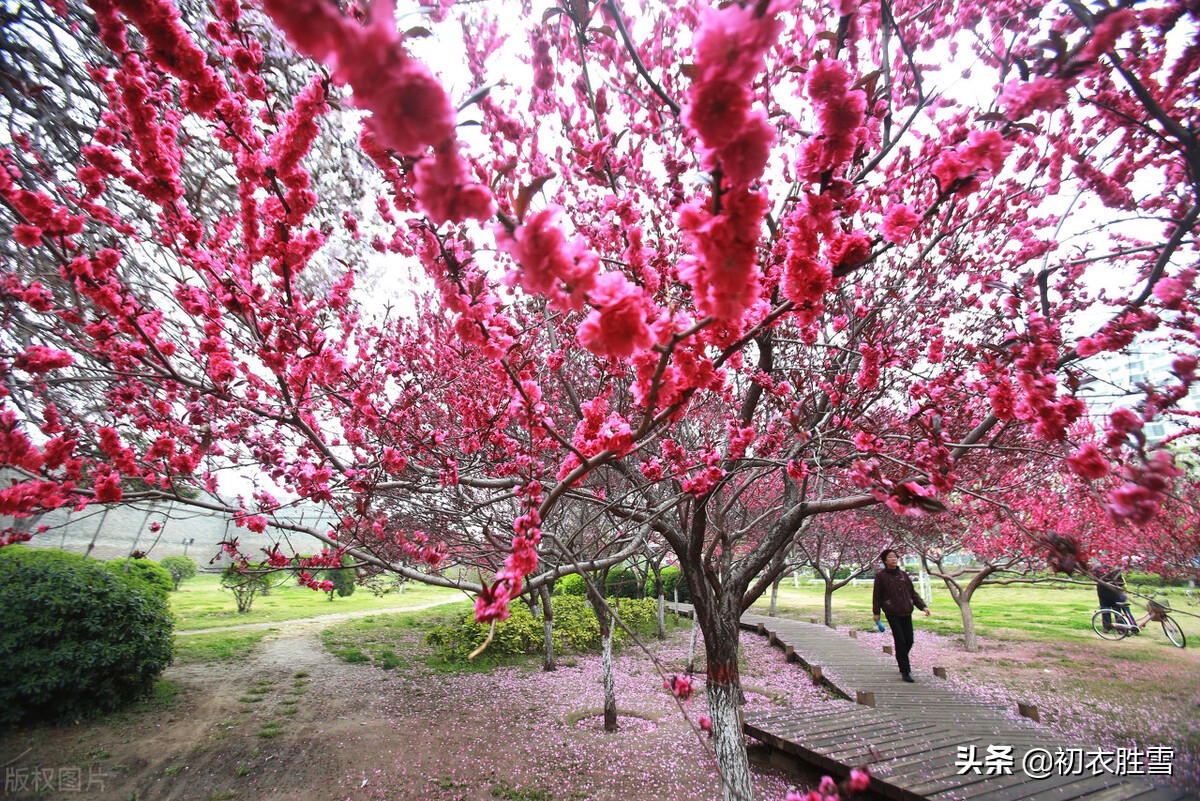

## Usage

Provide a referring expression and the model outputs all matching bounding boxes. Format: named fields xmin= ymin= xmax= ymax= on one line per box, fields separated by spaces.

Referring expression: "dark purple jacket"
xmin=872 ymin=566 xmax=927 ymax=618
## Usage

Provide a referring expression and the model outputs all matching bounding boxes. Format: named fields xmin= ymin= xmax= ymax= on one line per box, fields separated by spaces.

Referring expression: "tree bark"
xmin=653 ymin=566 xmax=666 ymax=639
xmin=539 ymin=584 xmax=556 ymax=671
xmin=958 ymin=595 xmax=978 ymax=652
xmin=601 ymin=620 xmax=616 ymax=732
xmin=586 ymin=583 xmax=617 ymax=732
xmin=824 ymin=582 xmax=834 ymax=627
xmin=768 ymin=573 xmax=781 ymax=617
xmin=687 ymin=614 xmax=699 ymax=674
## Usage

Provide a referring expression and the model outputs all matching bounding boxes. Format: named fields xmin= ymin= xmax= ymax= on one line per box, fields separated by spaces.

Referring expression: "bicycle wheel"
xmin=1160 ymin=615 xmax=1186 ymax=648
xmin=1092 ymin=609 xmax=1129 ymax=640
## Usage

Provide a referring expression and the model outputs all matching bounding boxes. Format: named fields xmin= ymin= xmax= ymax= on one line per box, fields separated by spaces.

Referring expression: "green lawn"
xmin=748 ymin=578 xmax=1200 ymax=646
xmin=171 ymin=572 xmax=465 ymax=630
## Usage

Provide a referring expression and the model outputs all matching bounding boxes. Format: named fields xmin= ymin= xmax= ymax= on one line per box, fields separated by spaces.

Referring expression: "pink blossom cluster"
xmin=476 ymin=480 xmax=544 ymax=624
xmin=677 ymin=188 xmax=769 ymax=324
xmin=798 ymin=59 xmax=867 ymax=181
xmin=262 ymin=0 xmax=491 ymax=224
xmin=780 ymin=194 xmax=836 ymax=332
xmin=782 ymin=769 xmax=870 ymax=801
xmin=662 ymin=673 xmax=697 ymax=702
xmin=677 ymin=2 xmax=784 ymax=325
xmin=932 ymin=129 xmax=1012 ymax=197
xmin=848 ymin=458 xmax=943 ymax=517
xmin=576 ymin=272 xmax=654 ymax=359
xmin=1107 ymin=450 xmax=1182 ymax=525
xmin=497 ymin=208 xmax=598 ymax=311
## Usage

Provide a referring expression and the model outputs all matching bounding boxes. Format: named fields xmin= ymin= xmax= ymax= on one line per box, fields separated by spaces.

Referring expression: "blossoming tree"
xmin=2 ymin=1 xmax=1199 ymax=799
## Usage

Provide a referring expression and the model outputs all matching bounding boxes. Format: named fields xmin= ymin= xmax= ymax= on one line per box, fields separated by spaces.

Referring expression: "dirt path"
xmin=1 ymin=601 xmax=472 ymax=801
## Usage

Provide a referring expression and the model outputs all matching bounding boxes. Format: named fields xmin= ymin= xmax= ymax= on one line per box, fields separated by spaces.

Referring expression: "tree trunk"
xmin=703 ymin=621 xmax=753 ymax=801
xmin=601 ymin=620 xmax=617 ymax=732
xmin=653 ymin=567 xmax=666 ymax=639
xmin=959 ymin=597 xmax=978 ymax=652
xmin=687 ymin=614 xmax=700 ymax=674
xmin=768 ymin=573 xmax=781 ymax=617
xmin=824 ymin=583 xmax=834 ymax=627
xmin=707 ymin=677 xmax=752 ymax=801
xmin=539 ymin=584 xmax=556 ymax=671
xmin=586 ymin=585 xmax=617 ymax=732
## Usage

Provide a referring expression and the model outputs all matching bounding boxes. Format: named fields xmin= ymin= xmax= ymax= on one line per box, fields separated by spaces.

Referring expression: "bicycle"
xmin=1091 ymin=599 xmax=1186 ymax=648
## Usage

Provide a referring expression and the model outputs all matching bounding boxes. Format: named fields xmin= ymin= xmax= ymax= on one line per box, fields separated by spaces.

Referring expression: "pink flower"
xmin=1152 ymin=268 xmax=1194 ymax=308
xmin=692 ymin=3 xmax=783 ymax=85
xmin=1080 ymin=9 xmax=1137 ymax=61
xmin=848 ymin=768 xmax=871 ymax=793
xmin=94 ymin=472 xmax=122 ymax=503
xmin=1001 ymin=76 xmax=1069 ymax=119
xmin=1109 ymin=407 xmax=1142 ymax=433
xmin=13 ymin=224 xmax=42 ymax=247
xmin=959 ymin=129 xmax=1010 ymax=175
xmin=577 ymin=273 xmax=653 ymax=359
xmin=807 ymin=60 xmax=852 ymax=103
xmin=414 ymin=141 xmax=494 ymax=224
xmin=698 ymin=714 xmax=712 ymax=734
xmin=714 ymin=111 xmax=774 ymax=187
xmin=663 ymin=673 xmax=697 ymax=702
xmin=685 ymin=80 xmax=751 ymax=149
xmin=1066 ymin=443 xmax=1110 ymax=481
xmin=880 ymin=204 xmax=920 ymax=244
xmin=498 ymin=208 xmax=598 ymax=312
xmin=13 ymin=346 xmax=73 ymax=374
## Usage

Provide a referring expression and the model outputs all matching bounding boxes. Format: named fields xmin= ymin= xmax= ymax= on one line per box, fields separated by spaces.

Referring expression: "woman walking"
xmin=872 ymin=548 xmax=931 ymax=682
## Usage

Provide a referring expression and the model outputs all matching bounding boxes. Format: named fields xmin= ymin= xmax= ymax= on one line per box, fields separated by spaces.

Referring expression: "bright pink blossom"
xmin=577 ymin=273 xmax=654 ymax=359
xmin=880 ymin=204 xmax=920 ymax=244
xmin=1066 ymin=443 xmax=1110 ymax=481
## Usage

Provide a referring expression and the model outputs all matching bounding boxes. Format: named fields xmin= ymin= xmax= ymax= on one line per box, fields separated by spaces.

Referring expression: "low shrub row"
xmin=425 ymin=595 xmax=669 ymax=660
xmin=552 ymin=566 xmax=691 ymax=602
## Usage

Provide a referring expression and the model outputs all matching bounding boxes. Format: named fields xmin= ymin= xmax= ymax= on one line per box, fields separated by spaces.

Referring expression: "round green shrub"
xmin=553 ymin=573 xmax=587 ymax=596
xmin=159 ymin=555 xmax=198 ymax=590
xmin=0 ymin=546 xmax=174 ymax=727
xmin=106 ymin=557 xmax=174 ymax=602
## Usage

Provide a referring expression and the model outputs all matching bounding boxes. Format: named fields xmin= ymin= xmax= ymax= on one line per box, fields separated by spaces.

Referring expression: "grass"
xmin=170 ymin=572 xmax=464 ymax=630
xmin=749 ymin=578 xmax=1200 ymax=646
xmin=321 ymin=603 xmax=546 ymax=674
xmin=173 ymin=630 xmax=273 ymax=664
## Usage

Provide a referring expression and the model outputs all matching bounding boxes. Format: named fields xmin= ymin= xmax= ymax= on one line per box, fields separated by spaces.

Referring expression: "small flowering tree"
xmin=2 ymin=2 xmax=1199 ymax=799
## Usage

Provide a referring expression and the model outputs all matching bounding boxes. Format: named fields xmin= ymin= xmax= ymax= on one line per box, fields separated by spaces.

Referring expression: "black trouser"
xmin=885 ymin=613 xmax=915 ymax=675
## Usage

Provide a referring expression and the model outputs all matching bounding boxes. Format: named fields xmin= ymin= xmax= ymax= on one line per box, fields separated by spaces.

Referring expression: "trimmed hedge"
xmin=426 ymin=595 xmax=666 ymax=660
xmin=0 ymin=546 xmax=174 ymax=726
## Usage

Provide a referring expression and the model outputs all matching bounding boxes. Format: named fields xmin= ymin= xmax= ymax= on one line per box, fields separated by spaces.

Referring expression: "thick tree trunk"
xmin=824 ymin=583 xmax=834 ymax=627
xmin=708 ymin=678 xmax=752 ymax=801
xmin=539 ymin=584 xmax=556 ymax=671
xmin=768 ymin=574 xmax=781 ymax=617
xmin=703 ymin=619 xmax=753 ymax=801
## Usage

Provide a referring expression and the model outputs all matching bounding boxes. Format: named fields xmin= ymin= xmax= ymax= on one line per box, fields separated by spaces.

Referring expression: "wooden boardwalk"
xmin=689 ymin=608 xmax=1196 ymax=801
